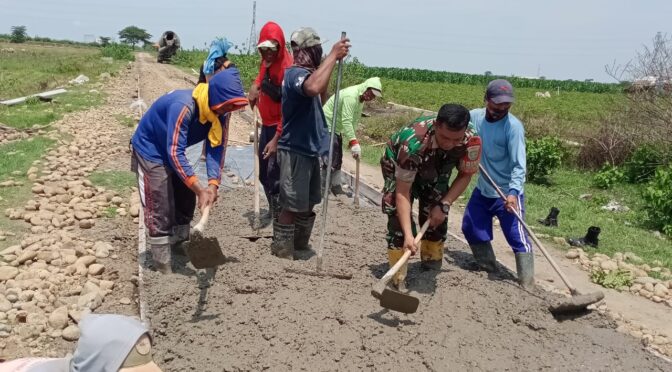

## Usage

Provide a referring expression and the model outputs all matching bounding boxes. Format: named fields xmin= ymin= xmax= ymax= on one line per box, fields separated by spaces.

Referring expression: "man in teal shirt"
xmin=322 ymin=77 xmax=382 ymax=195
xmin=461 ymin=79 xmax=534 ymax=288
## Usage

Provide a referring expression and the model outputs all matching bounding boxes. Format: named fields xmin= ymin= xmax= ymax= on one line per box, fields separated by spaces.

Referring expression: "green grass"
xmin=114 ymin=114 xmax=136 ymax=128
xmin=102 ymin=206 xmax=118 ymax=218
xmin=0 ymin=90 xmax=104 ymax=129
xmin=88 ymin=170 xmax=136 ymax=196
xmin=0 ymin=136 xmax=55 ymax=249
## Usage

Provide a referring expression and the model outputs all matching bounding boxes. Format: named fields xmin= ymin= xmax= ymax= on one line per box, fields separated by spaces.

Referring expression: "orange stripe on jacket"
xmin=170 ymin=107 xmax=190 ymax=181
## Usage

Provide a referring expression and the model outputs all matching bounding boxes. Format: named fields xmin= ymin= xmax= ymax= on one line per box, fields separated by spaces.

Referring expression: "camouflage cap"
xmin=290 ymin=27 xmax=321 ymax=49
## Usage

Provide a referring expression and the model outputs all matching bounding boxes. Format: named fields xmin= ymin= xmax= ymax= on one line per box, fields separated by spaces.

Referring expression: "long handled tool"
xmin=253 ymin=108 xmax=261 ymax=233
xmin=283 ymin=32 xmax=352 ymax=280
xmin=354 ymin=157 xmax=360 ymax=207
xmin=185 ymin=205 xmax=227 ymax=269
xmin=478 ymin=164 xmax=604 ymax=314
xmin=371 ymin=221 xmax=430 ymax=313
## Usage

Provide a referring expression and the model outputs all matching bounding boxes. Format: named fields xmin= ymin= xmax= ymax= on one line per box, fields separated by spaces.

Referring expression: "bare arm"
xmin=395 ymin=179 xmax=414 ymax=242
xmin=302 ymin=38 xmax=350 ymax=97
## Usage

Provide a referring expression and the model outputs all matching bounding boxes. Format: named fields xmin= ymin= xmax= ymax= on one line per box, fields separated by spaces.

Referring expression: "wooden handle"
xmin=354 ymin=158 xmax=360 ymax=207
xmin=193 ymin=205 xmax=211 ymax=233
xmin=372 ymin=220 xmax=430 ymax=298
xmin=253 ymin=108 xmax=260 ymax=221
xmin=477 ymin=164 xmax=578 ymax=294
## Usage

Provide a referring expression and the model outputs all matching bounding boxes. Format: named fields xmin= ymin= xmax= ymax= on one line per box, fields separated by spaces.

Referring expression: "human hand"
xmin=429 ymin=204 xmax=447 ymax=228
xmin=263 ymin=138 xmax=278 ymax=159
xmin=350 ymin=143 xmax=361 ymax=159
xmin=402 ymin=234 xmax=418 ymax=256
xmin=505 ymin=195 xmax=518 ymax=213
xmin=330 ymin=38 xmax=351 ymax=61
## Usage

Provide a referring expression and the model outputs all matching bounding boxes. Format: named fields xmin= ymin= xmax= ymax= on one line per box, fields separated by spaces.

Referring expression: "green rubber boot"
xmin=469 ymin=242 xmax=498 ymax=273
xmin=515 ymin=252 xmax=535 ymax=289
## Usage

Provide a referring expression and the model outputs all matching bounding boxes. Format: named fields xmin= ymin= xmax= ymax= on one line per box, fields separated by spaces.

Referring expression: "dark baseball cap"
xmin=486 ymin=79 xmax=515 ymax=104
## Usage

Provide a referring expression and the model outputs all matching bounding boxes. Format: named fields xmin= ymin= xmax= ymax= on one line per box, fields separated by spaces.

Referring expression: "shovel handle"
xmin=253 ymin=107 xmax=260 ymax=228
xmin=193 ymin=205 xmax=211 ymax=233
xmin=477 ymin=164 xmax=579 ymax=294
xmin=371 ymin=220 xmax=430 ymax=298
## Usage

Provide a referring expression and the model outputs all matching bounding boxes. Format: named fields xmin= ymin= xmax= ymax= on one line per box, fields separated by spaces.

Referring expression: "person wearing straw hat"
xmin=322 ymin=77 xmax=382 ymax=196
xmin=0 ymin=314 xmax=163 ymax=371
xmin=130 ymin=67 xmax=248 ymax=273
xmin=271 ymin=27 xmax=350 ymax=259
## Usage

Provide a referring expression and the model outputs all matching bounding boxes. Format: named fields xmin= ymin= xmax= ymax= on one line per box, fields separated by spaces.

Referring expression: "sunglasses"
xmin=259 ymin=47 xmax=277 ymax=53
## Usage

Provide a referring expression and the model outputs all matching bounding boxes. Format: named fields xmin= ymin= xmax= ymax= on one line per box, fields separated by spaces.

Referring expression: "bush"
xmin=526 ymin=137 xmax=563 ymax=183
xmin=101 ymin=44 xmax=134 ymax=61
xmin=625 ymin=145 xmax=668 ymax=183
xmin=575 ymin=121 xmax=635 ymax=170
xmin=593 ymin=164 xmax=626 ymax=189
xmin=642 ymin=164 xmax=672 ymax=235
xmin=590 ymin=269 xmax=633 ymax=289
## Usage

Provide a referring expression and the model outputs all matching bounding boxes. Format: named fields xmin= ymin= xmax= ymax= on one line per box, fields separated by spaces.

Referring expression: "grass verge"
xmin=88 ymin=170 xmax=136 ymax=196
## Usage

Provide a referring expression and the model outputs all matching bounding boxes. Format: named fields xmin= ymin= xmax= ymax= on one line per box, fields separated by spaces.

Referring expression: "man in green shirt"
xmin=322 ymin=77 xmax=382 ymax=195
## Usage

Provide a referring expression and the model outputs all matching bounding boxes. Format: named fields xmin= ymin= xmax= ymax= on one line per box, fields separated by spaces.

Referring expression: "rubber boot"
xmin=538 ymin=207 xmax=559 ymax=227
xmin=171 ymin=225 xmax=189 ymax=256
xmin=388 ymin=249 xmax=408 ymax=292
xmin=469 ymin=242 xmax=498 ymax=272
xmin=515 ymin=252 xmax=535 ymax=289
xmin=567 ymin=226 xmax=601 ymax=248
xmin=271 ymin=221 xmax=294 ymax=259
xmin=150 ymin=243 xmax=172 ymax=274
xmin=294 ymin=212 xmax=316 ymax=251
xmin=420 ymin=240 xmax=443 ymax=270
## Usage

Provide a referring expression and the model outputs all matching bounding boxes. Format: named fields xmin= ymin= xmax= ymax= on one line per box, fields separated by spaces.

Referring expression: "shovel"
xmin=371 ymin=220 xmax=430 ymax=314
xmin=185 ymin=205 xmax=227 ymax=269
xmin=478 ymin=164 xmax=604 ymax=315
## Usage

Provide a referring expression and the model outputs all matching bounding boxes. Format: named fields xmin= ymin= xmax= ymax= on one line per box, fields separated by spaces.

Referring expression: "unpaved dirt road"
xmin=13 ymin=52 xmax=665 ymax=370
xmin=126 ymin=53 xmax=668 ymax=371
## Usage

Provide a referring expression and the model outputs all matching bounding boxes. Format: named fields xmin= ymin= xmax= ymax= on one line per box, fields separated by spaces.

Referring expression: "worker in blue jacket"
xmin=130 ymin=67 xmax=248 ymax=273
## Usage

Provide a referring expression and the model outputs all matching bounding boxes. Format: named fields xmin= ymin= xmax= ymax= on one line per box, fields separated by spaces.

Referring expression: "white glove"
xmin=350 ymin=143 xmax=361 ymax=159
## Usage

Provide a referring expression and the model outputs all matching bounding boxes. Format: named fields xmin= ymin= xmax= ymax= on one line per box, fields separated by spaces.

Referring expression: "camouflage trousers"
xmin=381 ymin=178 xmax=449 ymax=248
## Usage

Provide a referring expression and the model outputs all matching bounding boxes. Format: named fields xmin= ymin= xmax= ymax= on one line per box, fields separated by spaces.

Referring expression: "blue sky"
xmin=2 ymin=0 xmax=670 ymax=82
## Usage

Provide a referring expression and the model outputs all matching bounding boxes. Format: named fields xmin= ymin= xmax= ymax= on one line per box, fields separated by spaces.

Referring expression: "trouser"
xmin=278 ymin=149 xmax=322 ymax=213
xmin=131 ymin=148 xmax=196 ymax=246
xmin=258 ymin=124 xmax=280 ymax=200
xmin=321 ymin=134 xmax=344 ymax=189
xmin=461 ymin=188 xmax=532 ymax=254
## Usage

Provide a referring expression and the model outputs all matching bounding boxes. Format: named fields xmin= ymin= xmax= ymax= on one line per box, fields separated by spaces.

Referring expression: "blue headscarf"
xmin=203 ymin=38 xmax=233 ymax=76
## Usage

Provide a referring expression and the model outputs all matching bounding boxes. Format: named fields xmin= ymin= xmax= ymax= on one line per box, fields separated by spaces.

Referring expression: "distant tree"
xmin=118 ymin=26 xmax=151 ymax=48
xmin=10 ymin=25 xmax=28 ymax=43
xmin=99 ymin=36 xmax=111 ymax=46
xmin=484 ymin=70 xmax=493 ymax=77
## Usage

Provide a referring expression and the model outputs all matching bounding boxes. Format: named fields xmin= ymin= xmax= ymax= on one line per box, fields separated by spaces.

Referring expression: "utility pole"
xmin=247 ymin=1 xmax=257 ymax=55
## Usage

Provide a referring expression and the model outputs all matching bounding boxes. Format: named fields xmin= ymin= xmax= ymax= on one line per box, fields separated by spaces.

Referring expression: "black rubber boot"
xmin=294 ymin=212 xmax=316 ymax=251
xmin=271 ymin=221 xmax=294 ymax=259
xmin=150 ymin=243 xmax=172 ymax=274
xmin=515 ymin=252 xmax=535 ymax=289
xmin=567 ymin=226 xmax=601 ymax=248
xmin=469 ymin=242 xmax=498 ymax=273
xmin=538 ymin=207 xmax=559 ymax=227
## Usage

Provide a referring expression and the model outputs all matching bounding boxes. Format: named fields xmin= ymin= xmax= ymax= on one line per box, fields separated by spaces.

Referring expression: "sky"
xmin=2 ymin=0 xmax=671 ymax=82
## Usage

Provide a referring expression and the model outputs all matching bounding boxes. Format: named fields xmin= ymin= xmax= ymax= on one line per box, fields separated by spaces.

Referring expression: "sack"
xmin=260 ymin=68 xmax=282 ymax=103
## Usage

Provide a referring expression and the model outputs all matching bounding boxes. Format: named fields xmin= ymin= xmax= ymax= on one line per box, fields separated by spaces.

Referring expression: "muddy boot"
xmin=171 ymin=225 xmax=189 ymax=256
xmin=420 ymin=240 xmax=443 ymax=271
xmin=567 ymin=226 xmax=601 ymax=248
xmin=150 ymin=243 xmax=172 ymax=274
xmin=388 ymin=248 xmax=408 ymax=292
xmin=469 ymin=242 xmax=498 ymax=273
xmin=271 ymin=221 xmax=294 ymax=259
xmin=515 ymin=252 xmax=535 ymax=289
xmin=294 ymin=212 xmax=316 ymax=251
xmin=538 ymin=207 xmax=559 ymax=227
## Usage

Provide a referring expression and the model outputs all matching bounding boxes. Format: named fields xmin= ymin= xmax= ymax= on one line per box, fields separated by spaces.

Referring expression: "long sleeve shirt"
xmin=131 ymin=89 xmax=226 ymax=188
xmin=470 ymin=108 xmax=526 ymax=198
xmin=323 ymin=77 xmax=382 ymax=146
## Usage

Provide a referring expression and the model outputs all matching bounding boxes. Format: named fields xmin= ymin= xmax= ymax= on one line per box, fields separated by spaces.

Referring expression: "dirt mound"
xmin=143 ymin=189 xmax=668 ymax=371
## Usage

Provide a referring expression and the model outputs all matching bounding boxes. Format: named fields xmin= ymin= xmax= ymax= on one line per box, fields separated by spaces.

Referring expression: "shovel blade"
xmin=379 ymin=288 xmax=420 ymax=314
xmin=185 ymin=232 xmax=227 ymax=269
xmin=549 ymin=291 xmax=605 ymax=315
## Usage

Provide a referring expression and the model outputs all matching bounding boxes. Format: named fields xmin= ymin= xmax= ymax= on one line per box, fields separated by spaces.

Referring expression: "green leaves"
xmin=527 ymin=137 xmax=563 ymax=183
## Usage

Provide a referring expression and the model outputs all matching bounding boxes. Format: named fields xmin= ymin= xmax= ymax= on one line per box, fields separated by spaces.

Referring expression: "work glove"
xmin=350 ymin=143 xmax=361 ymax=159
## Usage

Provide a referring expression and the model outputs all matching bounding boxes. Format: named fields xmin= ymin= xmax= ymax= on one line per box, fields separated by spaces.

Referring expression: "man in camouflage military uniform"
xmin=380 ymin=104 xmax=481 ymax=290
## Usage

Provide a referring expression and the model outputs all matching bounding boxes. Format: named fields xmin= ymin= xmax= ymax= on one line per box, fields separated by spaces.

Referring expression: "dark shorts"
xmin=131 ymin=148 xmax=196 ymax=244
xmin=278 ymin=149 xmax=322 ymax=213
